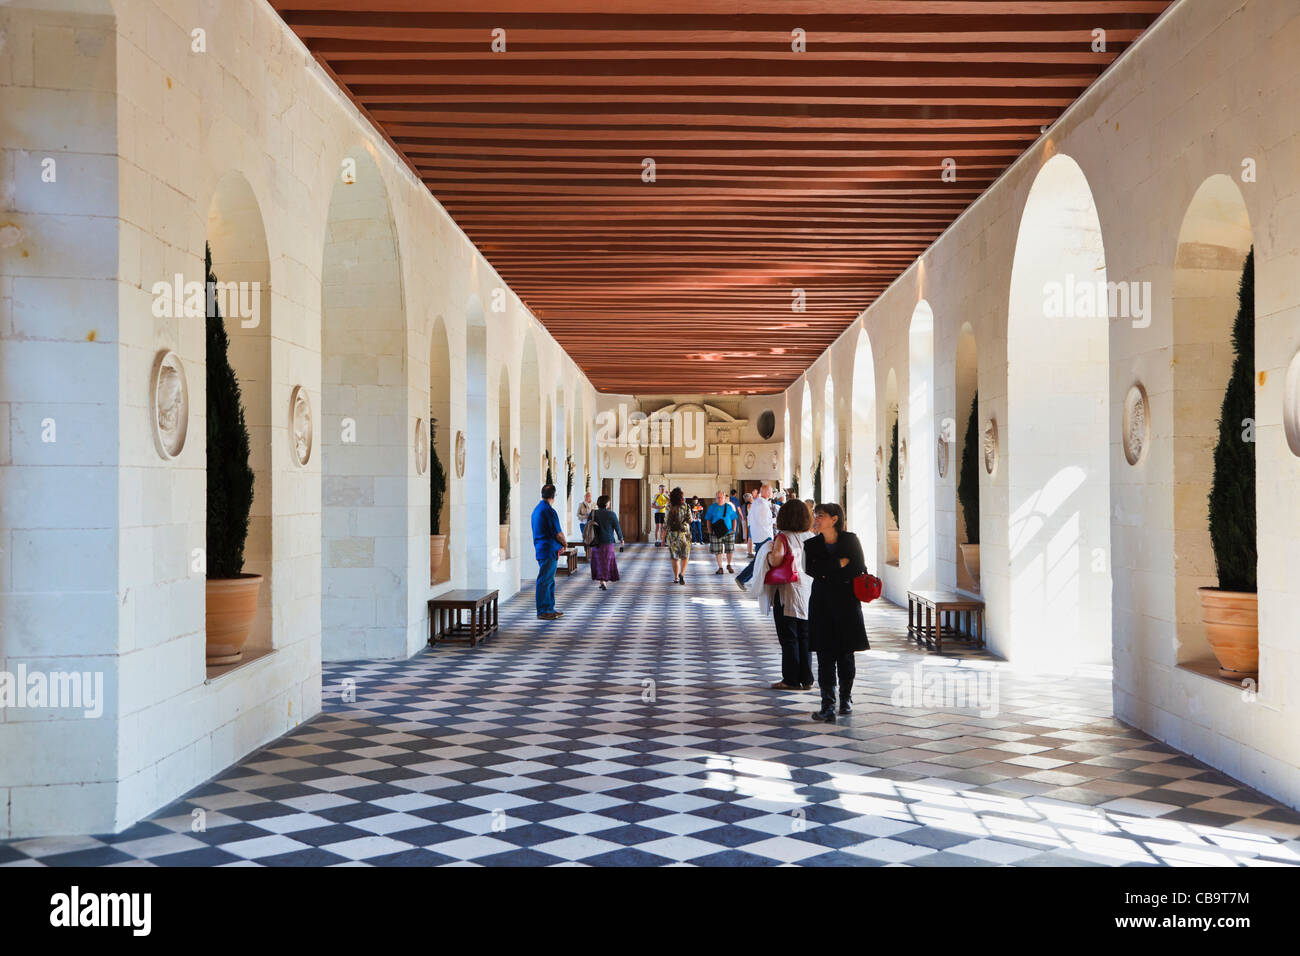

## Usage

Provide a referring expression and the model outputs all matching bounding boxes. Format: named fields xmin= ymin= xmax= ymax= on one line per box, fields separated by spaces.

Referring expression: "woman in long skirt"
xmin=587 ymin=495 xmax=623 ymax=590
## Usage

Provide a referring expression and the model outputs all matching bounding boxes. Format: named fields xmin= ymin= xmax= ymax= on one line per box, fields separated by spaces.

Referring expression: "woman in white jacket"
xmin=755 ymin=499 xmax=816 ymax=690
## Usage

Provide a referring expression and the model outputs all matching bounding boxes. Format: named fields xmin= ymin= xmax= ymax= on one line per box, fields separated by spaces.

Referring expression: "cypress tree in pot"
xmin=957 ymin=392 xmax=981 ymax=589
xmin=429 ymin=418 xmax=448 ymax=582
xmin=204 ymin=243 xmax=261 ymax=665
xmin=1199 ymin=249 xmax=1258 ymax=679
xmin=886 ymin=417 xmax=900 ymax=564
xmin=498 ymin=446 xmax=511 ymax=557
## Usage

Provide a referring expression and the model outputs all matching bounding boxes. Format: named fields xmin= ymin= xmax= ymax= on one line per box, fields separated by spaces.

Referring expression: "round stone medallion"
xmin=983 ymin=418 xmax=999 ymax=476
xmin=454 ymin=430 xmax=466 ymax=477
xmin=1122 ymin=383 xmax=1150 ymax=466
xmin=150 ymin=350 xmax=189 ymax=460
xmin=414 ymin=418 xmax=429 ymax=476
xmin=289 ymin=385 xmax=313 ymax=467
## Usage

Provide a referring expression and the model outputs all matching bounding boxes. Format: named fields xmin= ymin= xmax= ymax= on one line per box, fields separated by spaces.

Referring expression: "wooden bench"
xmin=557 ymin=547 xmax=579 ymax=575
xmin=907 ymin=590 xmax=985 ymax=654
xmin=428 ymin=589 xmax=499 ymax=647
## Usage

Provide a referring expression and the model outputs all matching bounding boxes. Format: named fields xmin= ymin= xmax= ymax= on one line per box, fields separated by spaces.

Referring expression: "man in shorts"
xmin=704 ymin=490 xmax=740 ymax=574
xmin=652 ymin=484 xmax=668 ymax=546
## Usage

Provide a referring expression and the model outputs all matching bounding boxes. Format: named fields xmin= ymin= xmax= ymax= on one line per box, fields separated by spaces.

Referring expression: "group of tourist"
xmin=535 ymin=480 xmax=871 ymax=724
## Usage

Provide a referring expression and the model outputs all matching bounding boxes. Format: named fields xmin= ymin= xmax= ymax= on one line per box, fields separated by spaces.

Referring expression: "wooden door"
xmin=619 ymin=478 xmax=641 ymax=542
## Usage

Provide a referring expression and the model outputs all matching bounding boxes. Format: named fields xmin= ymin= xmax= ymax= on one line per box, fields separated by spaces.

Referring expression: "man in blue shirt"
xmin=704 ymin=490 xmax=740 ymax=575
xmin=531 ymin=483 xmax=566 ymax=620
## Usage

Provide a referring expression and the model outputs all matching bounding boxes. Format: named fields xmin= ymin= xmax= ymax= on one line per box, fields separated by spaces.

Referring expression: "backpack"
xmin=583 ymin=518 xmax=598 ymax=547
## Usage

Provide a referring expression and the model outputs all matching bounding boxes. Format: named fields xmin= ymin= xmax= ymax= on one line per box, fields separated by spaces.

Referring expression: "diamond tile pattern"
xmin=5 ymin=545 xmax=1298 ymax=867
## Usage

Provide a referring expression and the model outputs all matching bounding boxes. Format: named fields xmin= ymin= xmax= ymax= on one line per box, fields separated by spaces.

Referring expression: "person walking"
xmin=587 ymin=494 xmax=623 ymax=590
xmin=689 ymin=496 xmax=704 ymax=544
xmin=531 ymin=483 xmax=567 ymax=621
xmin=734 ymin=483 xmax=775 ymax=591
xmin=704 ymin=490 xmax=740 ymax=574
xmin=804 ymin=503 xmax=870 ymax=722
xmin=664 ymin=487 xmax=693 ymax=585
xmin=729 ymin=489 xmax=745 ymax=546
xmin=577 ymin=491 xmax=594 ymax=540
xmin=754 ymin=499 xmax=815 ymax=690
xmin=652 ymin=484 xmax=669 ymax=546
xmin=741 ymin=492 xmax=754 ymax=555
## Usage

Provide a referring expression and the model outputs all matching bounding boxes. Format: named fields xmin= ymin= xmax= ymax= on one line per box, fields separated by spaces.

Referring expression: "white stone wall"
xmin=0 ymin=0 xmax=598 ymax=838
xmin=785 ymin=0 xmax=1300 ymax=807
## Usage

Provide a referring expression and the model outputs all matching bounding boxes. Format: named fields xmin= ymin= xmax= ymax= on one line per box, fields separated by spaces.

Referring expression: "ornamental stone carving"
xmin=414 ymin=418 xmax=429 ymax=476
xmin=290 ymin=385 xmax=313 ymax=467
xmin=602 ymin=450 xmax=611 ymax=471
xmin=150 ymin=350 xmax=189 ymax=460
xmin=454 ymin=430 xmax=466 ymax=477
xmin=875 ymin=446 xmax=883 ymax=482
xmin=1122 ymin=383 xmax=1150 ymax=466
xmin=624 ymin=449 xmax=637 ymax=469
xmin=936 ymin=436 xmax=949 ymax=479
xmin=490 ymin=440 xmax=499 ymax=478
xmin=1285 ymin=351 xmax=1300 ymax=458
xmin=743 ymin=450 xmax=756 ymax=470
xmin=983 ymin=418 xmax=999 ymax=476
xmin=899 ymin=439 xmax=908 ymax=479
xmin=513 ymin=448 xmax=521 ymax=483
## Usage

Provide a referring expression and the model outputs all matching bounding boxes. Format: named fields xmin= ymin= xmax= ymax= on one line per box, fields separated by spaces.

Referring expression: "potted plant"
xmin=499 ymin=446 xmax=511 ymax=557
xmin=957 ymin=391 xmax=981 ymax=589
xmin=1200 ymin=249 xmax=1258 ymax=679
xmin=430 ymin=417 xmax=448 ymax=582
xmin=565 ymin=454 xmax=575 ymax=533
xmin=886 ymin=418 xmax=900 ymax=565
xmin=813 ymin=454 xmax=823 ymax=503
xmin=204 ymin=243 xmax=261 ymax=665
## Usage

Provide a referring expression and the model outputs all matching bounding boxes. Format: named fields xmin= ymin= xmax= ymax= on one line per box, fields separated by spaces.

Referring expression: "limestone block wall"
xmin=0 ymin=0 xmax=122 ymax=839
xmin=786 ymin=0 xmax=1300 ymax=807
xmin=0 ymin=0 xmax=599 ymax=839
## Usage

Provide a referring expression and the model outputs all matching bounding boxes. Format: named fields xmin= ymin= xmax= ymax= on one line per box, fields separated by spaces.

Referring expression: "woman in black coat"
xmin=804 ymin=502 xmax=870 ymax=723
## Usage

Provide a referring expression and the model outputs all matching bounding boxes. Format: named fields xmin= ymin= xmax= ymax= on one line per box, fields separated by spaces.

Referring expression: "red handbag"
xmin=763 ymin=533 xmax=798 ymax=585
xmin=854 ymin=572 xmax=883 ymax=603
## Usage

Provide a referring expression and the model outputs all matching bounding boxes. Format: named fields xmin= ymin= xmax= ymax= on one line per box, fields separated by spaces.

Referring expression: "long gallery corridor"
xmin=5 ymin=545 xmax=1296 ymax=868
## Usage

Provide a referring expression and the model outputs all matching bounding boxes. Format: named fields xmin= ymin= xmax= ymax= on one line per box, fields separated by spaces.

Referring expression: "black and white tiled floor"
xmin=4 ymin=544 xmax=1299 ymax=867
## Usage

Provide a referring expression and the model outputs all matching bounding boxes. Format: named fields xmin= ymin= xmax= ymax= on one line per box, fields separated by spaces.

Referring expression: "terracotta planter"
xmin=499 ymin=524 xmax=511 ymax=557
xmin=1198 ymin=588 xmax=1259 ymax=679
xmin=886 ymin=528 xmax=900 ymax=565
xmin=959 ymin=543 xmax=981 ymax=589
xmin=430 ymin=534 xmax=447 ymax=582
xmin=205 ymin=574 xmax=263 ymax=666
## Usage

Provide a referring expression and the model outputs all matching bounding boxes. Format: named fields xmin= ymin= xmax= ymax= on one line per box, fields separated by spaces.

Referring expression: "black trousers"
xmin=773 ymin=594 xmax=813 ymax=687
xmin=815 ymin=649 xmax=855 ymax=707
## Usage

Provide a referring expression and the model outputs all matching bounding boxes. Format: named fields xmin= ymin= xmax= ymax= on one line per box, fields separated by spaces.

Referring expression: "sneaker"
xmin=735 ymin=579 xmax=747 ymax=592
xmin=538 ymin=612 xmax=560 ymax=620
xmin=770 ymin=681 xmax=800 ymax=690
xmin=811 ymin=705 xmax=837 ymax=723
xmin=553 ymin=610 xmax=564 ymax=618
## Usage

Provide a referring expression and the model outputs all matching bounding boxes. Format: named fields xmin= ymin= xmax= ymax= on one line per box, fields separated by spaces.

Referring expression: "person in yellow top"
xmin=652 ymin=484 xmax=669 ymax=546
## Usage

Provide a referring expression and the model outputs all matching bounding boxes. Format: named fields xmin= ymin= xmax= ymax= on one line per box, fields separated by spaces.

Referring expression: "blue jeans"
xmin=535 ymin=556 xmax=557 ymax=614
xmin=735 ymin=537 xmax=771 ymax=586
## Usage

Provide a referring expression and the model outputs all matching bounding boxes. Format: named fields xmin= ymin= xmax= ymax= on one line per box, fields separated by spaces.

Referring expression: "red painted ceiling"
xmin=272 ymin=0 xmax=1173 ymax=394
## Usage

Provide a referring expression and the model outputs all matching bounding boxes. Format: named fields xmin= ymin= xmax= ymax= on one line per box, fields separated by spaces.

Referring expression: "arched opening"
xmin=321 ymin=149 xmax=408 ymax=659
xmin=1006 ymin=153 xmax=1111 ymax=669
xmin=465 ymin=295 xmax=489 ymax=588
xmin=497 ymin=363 xmax=512 ymax=566
xmin=555 ymin=387 xmax=569 ymax=533
xmin=850 ymin=329 xmax=878 ymax=567
xmin=908 ymin=300 xmax=936 ymax=588
xmin=799 ymin=379 xmax=813 ymax=495
xmin=206 ymin=171 xmax=273 ymax=664
xmin=954 ymin=321 xmax=981 ymax=593
xmin=884 ymin=368 xmax=900 ymax=568
xmin=822 ymin=374 xmax=837 ymax=503
xmin=783 ymin=403 xmax=792 ymax=488
xmin=1172 ymin=175 xmax=1254 ymax=671
xmin=429 ymin=316 xmax=452 ymax=585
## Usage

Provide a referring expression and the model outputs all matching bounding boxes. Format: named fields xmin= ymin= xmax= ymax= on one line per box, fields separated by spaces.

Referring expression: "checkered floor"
xmin=4 ymin=544 xmax=1299 ymax=867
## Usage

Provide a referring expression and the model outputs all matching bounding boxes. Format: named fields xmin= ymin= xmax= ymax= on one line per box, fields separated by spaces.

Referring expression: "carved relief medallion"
xmin=414 ymin=418 xmax=429 ymax=476
xmin=290 ymin=385 xmax=313 ymax=467
xmin=150 ymin=350 xmax=189 ymax=460
xmin=1122 ymin=383 xmax=1149 ymax=466
xmin=936 ymin=436 xmax=949 ymax=479
xmin=455 ymin=430 xmax=466 ymax=477
xmin=983 ymin=418 xmax=999 ymax=476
